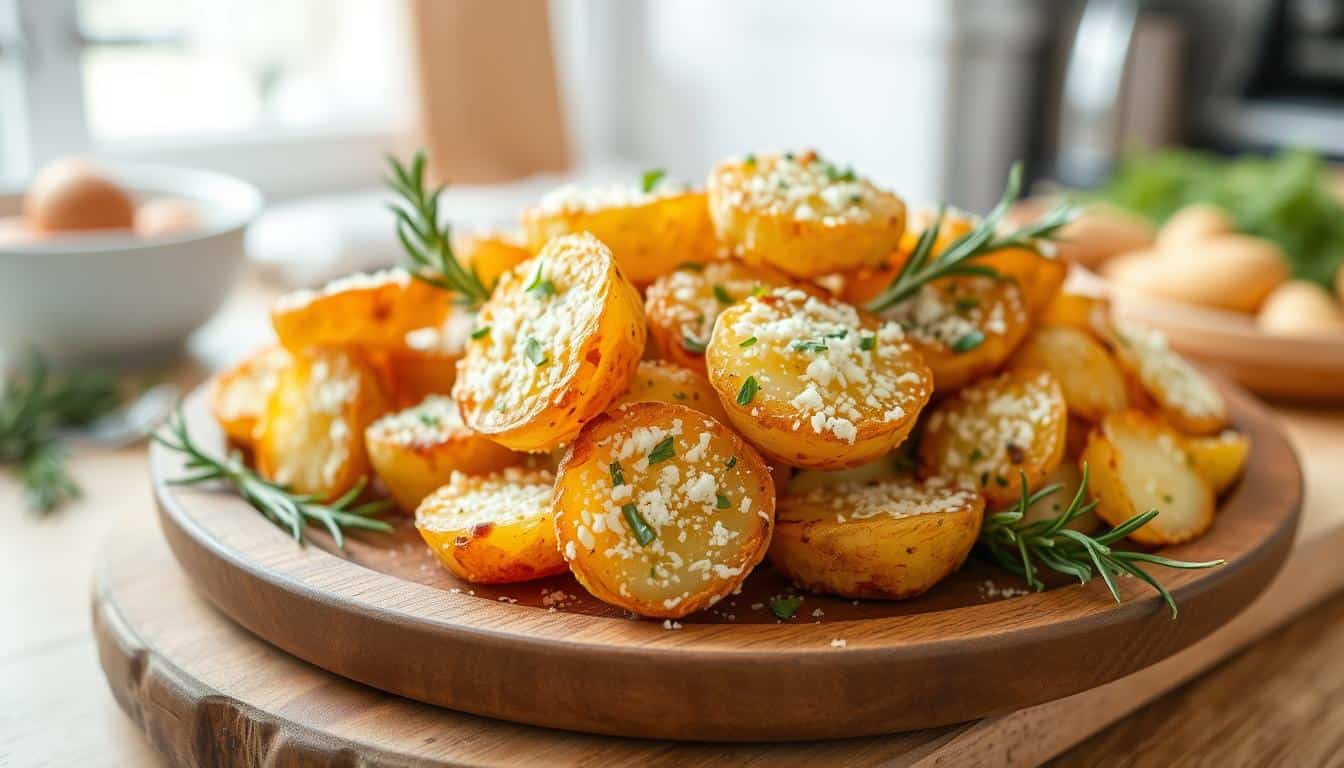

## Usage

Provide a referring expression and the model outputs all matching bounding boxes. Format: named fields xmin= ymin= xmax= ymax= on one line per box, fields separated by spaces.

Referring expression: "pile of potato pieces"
xmin=211 ymin=149 xmax=1250 ymax=620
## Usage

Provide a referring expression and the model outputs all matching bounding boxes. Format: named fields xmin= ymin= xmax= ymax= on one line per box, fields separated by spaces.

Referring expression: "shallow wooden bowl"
xmin=152 ymin=382 xmax=1301 ymax=742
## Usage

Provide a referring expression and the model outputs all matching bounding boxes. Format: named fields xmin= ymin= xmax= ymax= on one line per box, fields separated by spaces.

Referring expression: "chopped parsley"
xmin=769 ymin=596 xmax=804 ymax=620
xmin=995 ymin=474 xmax=1009 ymax=487
xmin=823 ymin=329 xmax=849 ymax=339
xmin=743 ymin=153 xmax=757 ymax=167
xmin=640 ymin=168 xmax=666 ymax=193
xmin=609 ymin=461 xmax=624 ymax=487
xmin=822 ymin=163 xmax=856 ymax=183
xmin=673 ymin=391 xmax=688 ymax=401
xmin=954 ymin=298 xmax=980 ymax=313
xmin=523 ymin=263 xmax=556 ymax=297
xmin=791 ymin=340 xmax=828 ymax=353
xmin=969 ymin=447 xmax=985 ymax=462
xmin=860 ymin=335 xmax=877 ymax=351
xmin=739 ymin=336 xmax=757 ymax=348
xmin=622 ymin=503 xmax=656 ymax=546
xmin=681 ymin=335 xmax=707 ymax=354
xmin=715 ymin=492 xmax=730 ymax=509
xmin=418 ymin=413 xmax=440 ymax=427
xmin=713 ymin=284 xmax=734 ymax=305
xmin=647 ymin=436 xmax=675 ymax=465
xmin=470 ymin=325 xmax=490 ymax=340
xmin=951 ymin=329 xmax=985 ymax=354
xmin=725 ymin=456 xmax=737 ymax=469
xmin=524 ymin=337 xmax=548 ymax=366
xmin=736 ymin=376 xmax=759 ymax=406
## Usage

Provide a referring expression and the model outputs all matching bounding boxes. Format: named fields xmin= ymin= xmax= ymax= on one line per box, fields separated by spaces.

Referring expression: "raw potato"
xmin=706 ymin=288 xmax=934 ymax=470
xmin=1103 ymin=321 xmax=1228 ymax=435
xmin=522 ymin=186 xmax=716 ymax=286
xmin=456 ymin=231 xmax=532 ymax=292
xmin=552 ymin=402 xmax=775 ymax=619
xmin=644 ymin=259 xmax=807 ymax=374
xmin=1082 ymin=410 xmax=1214 ymax=546
xmin=212 ymin=345 xmax=290 ymax=445
xmin=1104 ymin=234 xmax=1289 ymax=313
xmin=613 ymin=360 xmax=730 ymax=424
xmin=271 ymin=268 xmax=452 ymax=351
xmin=453 ymin=233 xmax=646 ymax=452
xmin=1020 ymin=461 xmax=1100 ymax=533
xmin=255 ymin=347 xmax=390 ymax=501
xmin=769 ymin=478 xmax=983 ymax=600
xmin=707 ymin=150 xmax=907 ymax=278
xmin=1007 ymin=201 xmax=1154 ymax=269
xmin=1155 ymin=204 xmax=1235 ymax=251
xmin=1257 ymin=280 xmax=1344 ymax=336
xmin=1183 ymin=431 xmax=1251 ymax=494
xmin=416 ymin=468 xmax=566 ymax=583
xmin=366 ymin=395 xmax=525 ymax=511
xmin=1010 ymin=326 xmax=1127 ymax=421
xmin=919 ymin=368 xmax=1068 ymax=507
xmin=880 ymin=275 xmax=1031 ymax=391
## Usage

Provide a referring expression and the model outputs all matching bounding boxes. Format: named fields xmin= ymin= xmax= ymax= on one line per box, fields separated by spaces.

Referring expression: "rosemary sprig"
xmin=978 ymin=465 xmax=1224 ymax=618
xmin=386 ymin=151 xmax=490 ymax=305
xmin=865 ymin=162 xmax=1076 ymax=313
xmin=152 ymin=409 xmax=392 ymax=547
xmin=0 ymin=353 xmax=121 ymax=514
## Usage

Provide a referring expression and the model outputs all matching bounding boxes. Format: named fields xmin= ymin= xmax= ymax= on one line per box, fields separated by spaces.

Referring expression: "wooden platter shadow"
xmin=151 ymin=381 xmax=1302 ymax=742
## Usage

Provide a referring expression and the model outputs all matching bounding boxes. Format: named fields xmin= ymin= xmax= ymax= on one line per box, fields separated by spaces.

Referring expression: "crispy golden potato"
xmin=522 ymin=184 xmax=715 ymax=286
xmin=786 ymin=453 xmax=911 ymax=494
xmin=707 ymin=150 xmax=907 ymax=278
xmin=1019 ymin=461 xmax=1100 ymax=533
xmin=1101 ymin=320 xmax=1228 ymax=435
xmin=374 ymin=311 xmax=475 ymax=409
xmin=919 ymin=368 xmax=1068 ymax=508
xmin=416 ymin=468 xmax=566 ymax=584
xmin=1010 ymin=326 xmax=1128 ymax=422
xmin=1183 ymin=431 xmax=1251 ymax=495
xmin=705 ymin=288 xmax=933 ymax=470
xmin=270 ymin=268 xmax=452 ymax=351
xmin=898 ymin=206 xmax=976 ymax=256
xmin=613 ymin=360 xmax=730 ymax=424
xmin=644 ymin=259 xmax=805 ymax=374
xmin=255 ymin=347 xmax=390 ymax=501
xmin=553 ymin=402 xmax=775 ymax=618
xmin=211 ymin=345 xmax=290 ymax=445
xmin=366 ymin=395 xmax=526 ymax=511
xmin=453 ymin=233 xmax=646 ymax=452
xmin=971 ymin=247 xmax=1067 ymax=320
xmin=1040 ymin=290 xmax=1110 ymax=333
xmin=1082 ymin=410 xmax=1215 ymax=546
xmin=455 ymin=231 xmax=532 ymax=292
xmin=880 ymin=275 xmax=1030 ymax=391
xmin=770 ymin=478 xmax=983 ymax=599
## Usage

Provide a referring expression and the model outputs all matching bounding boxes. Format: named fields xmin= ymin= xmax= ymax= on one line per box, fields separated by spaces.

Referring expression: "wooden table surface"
xmin=1 ymin=281 xmax=1342 ymax=766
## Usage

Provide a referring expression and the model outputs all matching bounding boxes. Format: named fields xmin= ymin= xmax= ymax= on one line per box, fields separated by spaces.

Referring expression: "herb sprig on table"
xmin=152 ymin=410 xmax=392 ymax=547
xmin=978 ymin=465 xmax=1223 ymax=618
xmin=386 ymin=151 xmax=491 ymax=306
xmin=0 ymin=353 xmax=121 ymax=515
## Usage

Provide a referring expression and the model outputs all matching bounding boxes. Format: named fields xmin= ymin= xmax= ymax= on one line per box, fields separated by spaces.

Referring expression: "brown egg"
xmin=135 ymin=197 xmax=201 ymax=238
xmin=23 ymin=158 xmax=135 ymax=233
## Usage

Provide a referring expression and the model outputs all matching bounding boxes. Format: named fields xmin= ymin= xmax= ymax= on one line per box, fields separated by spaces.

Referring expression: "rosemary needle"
xmin=386 ymin=150 xmax=491 ymax=305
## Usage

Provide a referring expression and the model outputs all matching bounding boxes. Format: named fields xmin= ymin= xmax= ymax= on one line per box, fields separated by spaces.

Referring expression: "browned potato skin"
xmin=1009 ymin=326 xmax=1128 ymax=422
xmin=1040 ymin=290 xmax=1110 ymax=334
xmin=417 ymin=469 xmax=566 ymax=584
xmin=211 ymin=345 xmax=290 ymax=445
xmin=522 ymin=191 xmax=716 ymax=287
xmin=769 ymin=480 xmax=984 ymax=600
xmin=553 ymin=402 xmax=775 ymax=619
xmin=255 ymin=347 xmax=390 ymax=502
xmin=1183 ymin=431 xmax=1251 ymax=495
xmin=456 ymin=232 xmax=532 ymax=291
xmin=612 ymin=360 xmax=730 ymax=424
xmin=271 ymin=271 xmax=452 ymax=351
xmin=971 ymin=247 xmax=1066 ymax=320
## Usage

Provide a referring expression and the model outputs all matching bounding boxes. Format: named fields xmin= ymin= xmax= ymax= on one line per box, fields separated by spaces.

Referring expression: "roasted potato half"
xmin=416 ymin=468 xmax=566 ymax=584
xmin=706 ymin=288 xmax=934 ymax=470
xmin=881 ymin=275 xmax=1030 ymax=391
xmin=644 ymin=259 xmax=805 ymax=374
xmin=770 ymin=478 xmax=983 ymax=599
xmin=1102 ymin=321 xmax=1228 ymax=435
xmin=707 ymin=150 xmax=907 ymax=278
xmin=522 ymin=184 xmax=715 ymax=286
xmin=453 ymin=233 xmax=646 ymax=452
xmin=919 ymin=368 xmax=1068 ymax=507
xmin=271 ymin=268 xmax=452 ymax=351
xmin=1040 ymin=290 xmax=1110 ymax=333
xmin=786 ymin=453 xmax=912 ymax=494
xmin=1183 ymin=430 xmax=1251 ymax=495
xmin=970 ymin=247 xmax=1066 ymax=320
xmin=1082 ymin=410 xmax=1215 ymax=546
xmin=212 ymin=345 xmax=290 ymax=445
xmin=1019 ymin=461 xmax=1100 ymax=533
xmin=455 ymin=231 xmax=532 ymax=292
xmin=613 ymin=360 xmax=730 ymax=424
xmin=366 ymin=395 xmax=526 ymax=511
xmin=255 ymin=347 xmax=390 ymax=501
xmin=553 ymin=402 xmax=775 ymax=618
xmin=1010 ymin=326 xmax=1127 ymax=422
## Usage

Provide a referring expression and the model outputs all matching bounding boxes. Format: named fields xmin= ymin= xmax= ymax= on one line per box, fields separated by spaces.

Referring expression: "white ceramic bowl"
xmin=0 ymin=164 xmax=262 ymax=364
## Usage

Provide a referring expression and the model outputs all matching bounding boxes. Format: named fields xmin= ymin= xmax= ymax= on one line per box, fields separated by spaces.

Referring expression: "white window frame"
xmin=0 ymin=0 xmax=406 ymax=198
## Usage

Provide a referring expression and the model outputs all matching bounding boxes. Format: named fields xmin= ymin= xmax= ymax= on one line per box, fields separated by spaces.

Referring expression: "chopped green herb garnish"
xmin=783 ymin=151 xmax=795 ymax=161
xmin=725 ymin=456 xmax=738 ymax=469
xmin=859 ymin=335 xmax=877 ymax=351
xmin=677 ymin=261 xmax=705 ymax=272
xmin=751 ymin=284 xmax=768 ymax=297
xmin=1162 ymin=493 xmax=1174 ymax=503
xmin=673 ymin=391 xmax=688 ymax=401
xmin=641 ymin=168 xmax=666 ymax=193
xmin=824 ymin=329 xmax=849 ymax=339
xmin=995 ymin=474 xmax=1009 ymax=487
xmin=980 ymin=471 xmax=990 ymax=487
xmin=951 ymin=330 xmax=985 ymax=353
xmin=769 ymin=596 xmax=803 ymax=620
xmin=713 ymin=284 xmax=734 ymax=305
xmin=682 ymin=335 xmax=707 ymax=354
xmin=609 ymin=461 xmax=624 ymax=487
xmin=954 ymin=298 xmax=980 ymax=313
xmin=648 ymin=436 xmax=675 ymax=465
xmin=418 ymin=413 xmax=440 ymax=427
xmin=739 ymin=336 xmax=757 ymax=348
xmin=791 ymin=340 xmax=828 ymax=353
xmin=969 ymin=447 xmax=985 ymax=462
xmin=716 ymin=492 xmax=731 ymax=509
xmin=736 ymin=376 xmax=759 ymax=406
xmin=744 ymin=153 xmax=757 ymax=167
xmin=470 ymin=325 xmax=490 ymax=340
xmin=622 ymin=503 xmax=656 ymax=546
xmin=523 ymin=262 xmax=556 ymax=297
xmin=823 ymin=163 xmax=856 ymax=182
xmin=524 ymin=337 xmax=548 ymax=366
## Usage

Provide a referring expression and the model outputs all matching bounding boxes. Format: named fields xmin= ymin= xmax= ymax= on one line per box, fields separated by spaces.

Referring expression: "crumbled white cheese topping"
xmin=924 ymin=370 xmax=1060 ymax=490
xmin=367 ymin=395 xmax=468 ymax=448
xmin=714 ymin=150 xmax=893 ymax=225
xmin=534 ymin=180 xmax=688 ymax=215
xmin=784 ymin=476 xmax=979 ymax=523
xmin=1115 ymin=322 xmax=1224 ymax=418
xmin=274 ymin=268 xmax=412 ymax=312
xmin=416 ymin=467 xmax=555 ymax=532
xmin=884 ymin=277 xmax=1022 ymax=349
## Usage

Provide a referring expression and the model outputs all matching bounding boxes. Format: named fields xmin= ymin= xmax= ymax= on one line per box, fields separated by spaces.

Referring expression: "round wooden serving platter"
xmin=152 ymin=382 xmax=1302 ymax=742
